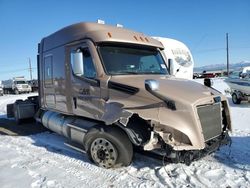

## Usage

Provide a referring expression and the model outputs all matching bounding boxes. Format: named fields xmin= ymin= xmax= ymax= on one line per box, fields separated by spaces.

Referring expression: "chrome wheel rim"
xmin=90 ymin=138 xmax=117 ymax=168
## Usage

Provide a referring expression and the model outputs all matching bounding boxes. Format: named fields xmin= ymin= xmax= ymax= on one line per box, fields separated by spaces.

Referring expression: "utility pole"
xmin=226 ymin=33 xmax=229 ymax=76
xmin=29 ymin=58 xmax=33 ymax=80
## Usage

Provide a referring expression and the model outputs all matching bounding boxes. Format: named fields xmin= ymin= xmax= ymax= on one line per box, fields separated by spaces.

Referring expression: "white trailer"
xmin=2 ymin=76 xmax=32 ymax=94
xmin=153 ymin=37 xmax=194 ymax=80
xmin=242 ymin=66 xmax=250 ymax=74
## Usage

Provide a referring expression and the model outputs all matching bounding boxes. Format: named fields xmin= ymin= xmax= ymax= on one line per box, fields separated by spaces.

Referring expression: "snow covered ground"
xmin=0 ymin=79 xmax=249 ymax=188
xmin=0 ymin=93 xmax=37 ymax=119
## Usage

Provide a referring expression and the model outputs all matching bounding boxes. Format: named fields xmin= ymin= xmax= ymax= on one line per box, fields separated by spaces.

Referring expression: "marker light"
xmin=107 ymin=32 xmax=112 ymax=38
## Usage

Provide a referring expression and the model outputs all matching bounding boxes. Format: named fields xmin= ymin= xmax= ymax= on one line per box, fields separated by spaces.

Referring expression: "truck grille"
xmin=197 ymin=103 xmax=222 ymax=141
xmin=22 ymin=85 xmax=28 ymax=88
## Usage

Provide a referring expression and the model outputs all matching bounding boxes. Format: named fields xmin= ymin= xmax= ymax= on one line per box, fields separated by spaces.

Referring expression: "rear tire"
xmin=14 ymin=89 xmax=19 ymax=95
xmin=232 ymin=93 xmax=241 ymax=104
xmin=84 ymin=126 xmax=133 ymax=168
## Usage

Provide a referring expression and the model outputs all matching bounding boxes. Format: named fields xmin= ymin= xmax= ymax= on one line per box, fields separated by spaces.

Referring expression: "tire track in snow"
xmin=1 ymin=133 xmax=250 ymax=188
xmin=0 ymin=133 xmax=156 ymax=187
xmin=0 ymin=135 xmax=116 ymax=187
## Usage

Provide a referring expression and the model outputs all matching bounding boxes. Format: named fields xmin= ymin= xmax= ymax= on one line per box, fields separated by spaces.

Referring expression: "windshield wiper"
xmin=122 ymin=71 xmax=139 ymax=74
xmin=111 ymin=71 xmax=139 ymax=75
xmin=139 ymin=71 xmax=164 ymax=74
xmin=110 ymin=71 xmax=165 ymax=75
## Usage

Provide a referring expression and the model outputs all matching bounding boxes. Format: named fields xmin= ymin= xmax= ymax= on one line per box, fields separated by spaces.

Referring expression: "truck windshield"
xmin=15 ymin=81 xmax=26 ymax=84
xmin=99 ymin=45 xmax=168 ymax=75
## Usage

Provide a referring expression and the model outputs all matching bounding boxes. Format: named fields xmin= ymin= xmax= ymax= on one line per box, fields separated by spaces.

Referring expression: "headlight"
xmin=155 ymin=124 xmax=191 ymax=146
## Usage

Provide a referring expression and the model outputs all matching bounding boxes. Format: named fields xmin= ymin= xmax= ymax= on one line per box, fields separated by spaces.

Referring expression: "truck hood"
xmin=109 ymin=75 xmax=220 ymax=105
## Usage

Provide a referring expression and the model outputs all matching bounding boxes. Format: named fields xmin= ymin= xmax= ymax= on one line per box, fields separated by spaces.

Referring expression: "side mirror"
xmin=204 ymin=78 xmax=213 ymax=87
xmin=72 ymin=52 xmax=84 ymax=76
xmin=145 ymin=79 xmax=159 ymax=91
xmin=168 ymin=59 xmax=174 ymax=75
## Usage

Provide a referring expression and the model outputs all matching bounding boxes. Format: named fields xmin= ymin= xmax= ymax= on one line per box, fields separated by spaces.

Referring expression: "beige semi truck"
xmin=8 ymin=22 xmax=231 ymax=168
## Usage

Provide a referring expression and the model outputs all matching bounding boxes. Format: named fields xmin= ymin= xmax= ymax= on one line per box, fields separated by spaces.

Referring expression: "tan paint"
xmin=38 ymin=22 xmax=231 ymax=152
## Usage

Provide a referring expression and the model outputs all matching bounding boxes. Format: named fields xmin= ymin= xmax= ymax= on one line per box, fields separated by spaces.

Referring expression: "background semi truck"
xmin=3 ymin=76 xmax=32 ymax=94
xmin=8 ymin=22 xmax=231 ymax=168
xmin=153 ymin=37 xmax=194 ymax=80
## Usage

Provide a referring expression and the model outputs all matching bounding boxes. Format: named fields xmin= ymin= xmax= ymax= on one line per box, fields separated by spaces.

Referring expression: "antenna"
xmin=226 ymin=33 xmax=229 ymax=77
xmin=28 ymin=57 xmax=32 ymax=80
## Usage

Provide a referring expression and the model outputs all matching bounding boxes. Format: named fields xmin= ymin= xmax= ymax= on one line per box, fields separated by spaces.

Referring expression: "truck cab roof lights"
xmin=133 ymin=36 xmax=148 ymax=42
xmin=139 ymin=36 xmax=144 ymax=42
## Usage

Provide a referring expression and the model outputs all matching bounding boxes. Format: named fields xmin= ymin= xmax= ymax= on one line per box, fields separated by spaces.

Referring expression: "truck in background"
xmin=3 ymin=76 xmax=32 ymax=94
xmin=153 ymin=37 xmax=194 ymax=80
xmin=0 ymin=81 xmax=3 ymax=96
xmin=225 ymin=66 xmax=250 ymax=104
xmin=27 ymin=79 xmax=39 ymax=92
xmin=7 ymin=22 xmax=231 ymax=168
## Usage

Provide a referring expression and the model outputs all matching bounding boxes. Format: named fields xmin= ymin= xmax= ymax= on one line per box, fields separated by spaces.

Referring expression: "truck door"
xmin=68 ymin=43 xmax=102 ymax=119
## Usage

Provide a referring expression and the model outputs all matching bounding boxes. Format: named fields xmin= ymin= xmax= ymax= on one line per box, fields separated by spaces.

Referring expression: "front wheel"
xmin=14 ymin=89 xmax=19 ymax=95
xmin=232 ymin=92 xmax=241 ymax=104
xmin=84 ymin=126 xmax=133 ymax=168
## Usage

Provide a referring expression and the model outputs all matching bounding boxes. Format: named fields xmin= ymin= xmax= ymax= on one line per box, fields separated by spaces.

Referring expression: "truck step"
xmin=64 ymin=141 xmax=86 ymax=153
xmin=67 ymin=123 xmax=88 ymax=133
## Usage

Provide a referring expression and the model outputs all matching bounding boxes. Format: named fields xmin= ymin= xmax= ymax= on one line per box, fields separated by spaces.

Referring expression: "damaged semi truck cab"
xmin=20 ymin=22 xmax=231 ymax=168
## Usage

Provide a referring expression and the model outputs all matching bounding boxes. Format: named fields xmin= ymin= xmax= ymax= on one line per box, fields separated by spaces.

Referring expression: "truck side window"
xmin=71 ymin=48 xmax=96 ymax=79
xmin=44 ymin=56 xmax=53 ymax=87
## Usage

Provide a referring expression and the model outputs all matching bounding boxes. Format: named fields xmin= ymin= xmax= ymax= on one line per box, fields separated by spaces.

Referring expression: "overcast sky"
xmin=0 ymin=0 xmax=249 ymax=80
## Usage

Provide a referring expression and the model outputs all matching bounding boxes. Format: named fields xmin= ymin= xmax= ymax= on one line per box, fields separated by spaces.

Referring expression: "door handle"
xmin=73 ymin=97 xmax=77 ymax=109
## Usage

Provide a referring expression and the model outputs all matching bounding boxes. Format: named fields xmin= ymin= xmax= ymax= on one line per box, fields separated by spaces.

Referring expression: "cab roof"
xmin=41 ymin=22 xmax=164 ymax=52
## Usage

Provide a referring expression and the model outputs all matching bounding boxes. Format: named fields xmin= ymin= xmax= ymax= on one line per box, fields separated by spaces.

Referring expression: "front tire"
xmin=14 ymin=89 xmax=19 ymax=95
xmin=232 ymin=92 xmax=241 ymax=104
xmin=84 ymin=126 xmax=133 ymax=168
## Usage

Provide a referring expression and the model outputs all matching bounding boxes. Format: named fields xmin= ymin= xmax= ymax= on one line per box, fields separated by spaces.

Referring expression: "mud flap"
xmin=7 ymin=103 xmax=14 ymax=118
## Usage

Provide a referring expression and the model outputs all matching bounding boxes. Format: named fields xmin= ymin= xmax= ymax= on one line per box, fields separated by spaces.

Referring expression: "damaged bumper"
xmin=161 ymin=131 xmax=231 ymax=165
